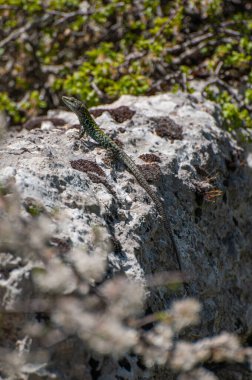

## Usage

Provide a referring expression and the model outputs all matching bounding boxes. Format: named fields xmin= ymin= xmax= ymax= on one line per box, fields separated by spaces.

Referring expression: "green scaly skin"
xmin=62 ymin=96 xmax=182 ymax=271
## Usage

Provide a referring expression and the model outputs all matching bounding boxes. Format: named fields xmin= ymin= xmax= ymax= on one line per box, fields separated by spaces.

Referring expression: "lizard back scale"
xmin=62 ymin=96 xmax=182 ymax=270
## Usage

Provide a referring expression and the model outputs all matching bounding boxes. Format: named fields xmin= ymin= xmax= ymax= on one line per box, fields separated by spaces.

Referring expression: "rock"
xmin=0 ymin=110 xmax=8 ymax=132
xmin=0 ymin=92 xmax=251 ymax=379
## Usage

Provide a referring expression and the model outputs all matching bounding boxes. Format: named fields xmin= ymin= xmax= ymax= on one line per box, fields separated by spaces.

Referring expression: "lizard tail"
xmin=118 ymin=149 xmax=182 ymax=271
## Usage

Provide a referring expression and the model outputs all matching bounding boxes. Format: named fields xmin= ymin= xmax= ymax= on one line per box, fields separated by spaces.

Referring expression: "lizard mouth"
xmin=62 ymin=96 xmax=75 ymax=111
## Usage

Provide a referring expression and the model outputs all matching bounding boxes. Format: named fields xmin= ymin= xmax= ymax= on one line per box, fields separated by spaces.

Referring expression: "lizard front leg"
xmin=79 ymin=126 xmax=86 ymax=139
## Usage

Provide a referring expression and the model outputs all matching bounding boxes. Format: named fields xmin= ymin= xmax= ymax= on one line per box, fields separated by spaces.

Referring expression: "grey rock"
xmin=0 ymin=92 xmax=252 ymax=379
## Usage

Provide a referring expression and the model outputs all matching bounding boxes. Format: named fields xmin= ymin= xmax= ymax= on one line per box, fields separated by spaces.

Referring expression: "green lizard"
xmin=62 ymin=96 xmax=182 ymax=270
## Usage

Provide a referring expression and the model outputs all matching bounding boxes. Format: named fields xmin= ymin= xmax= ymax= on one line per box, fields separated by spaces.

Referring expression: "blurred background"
xmin=0 ymin=0 xmax=251 ymax=139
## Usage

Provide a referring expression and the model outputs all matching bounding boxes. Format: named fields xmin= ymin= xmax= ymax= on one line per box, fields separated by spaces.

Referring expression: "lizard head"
xmin=62 ymin=96 xmax=87 ymax=115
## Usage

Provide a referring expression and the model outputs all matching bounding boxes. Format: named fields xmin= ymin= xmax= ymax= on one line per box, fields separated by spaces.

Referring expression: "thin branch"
xmin=148 ymin=71 xmax=182 ymax=92
xmin=54 ymin=10 xmax=93 ymax=26
xmin=91 ymin=82 xmax=106 ymax=100
xmin=0 ymin=14 xmax=52 ymax=49
xmin=202 ymin=77 xmax=252 ymax=112
xmin=165 ymin=32 xmax=214 ymax=55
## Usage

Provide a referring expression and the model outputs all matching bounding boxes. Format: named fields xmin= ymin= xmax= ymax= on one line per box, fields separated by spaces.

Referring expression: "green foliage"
xmin=0 ymin=91 xmax=47 ymax=123
xmin=245 ymin=89 xmax=252 ymax=104
xmin=223 ymin=102 xmax=246 ymax=131
xmin=206 ymin=0 xmax=223 ymax=18
xmin=225 ymin=51 xmax=250 ymax=68
xmin=205 ymin=89 xmax=252 ymax=139
xmin=0 ymin=93 xmax=21 ymax=123
xmin=22 ymin=91 xmax=47 ymax=112
xmin=26 ymin=204 xmax=43 ymax=217
xmin=55 ymin=42 xmax=150 ymax=102
xmin=0 ymin=0 xmax=251 ymax=140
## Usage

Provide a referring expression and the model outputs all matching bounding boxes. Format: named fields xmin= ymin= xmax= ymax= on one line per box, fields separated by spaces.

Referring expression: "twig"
xmin=165 ymin=32 xmax=214 ymax=55
xmin=0 ymin=14 xmax=52 ymax=48
xmin=148 ymin=71 xmax=182 ymax=92
xmin=202 ymin=77 xmax=252 ymax=112
xmin=54 ymin=10 xmax=93 ymax=26
xmin=214 ymin=61 xmax=223 ymax=76
xmin=91 ymin=82 xmax=105 ymax=99
xmin=173 ymin=38 xmax=235 ymax=65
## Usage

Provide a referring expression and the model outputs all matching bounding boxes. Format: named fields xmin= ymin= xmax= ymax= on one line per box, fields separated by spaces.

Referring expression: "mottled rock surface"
xmin=0 ymin=93 xmax=252 ymax=379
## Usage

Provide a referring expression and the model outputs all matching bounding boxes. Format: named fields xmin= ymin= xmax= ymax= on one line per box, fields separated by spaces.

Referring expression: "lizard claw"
xmin=79 ymin=129 xmax=86 ymax=139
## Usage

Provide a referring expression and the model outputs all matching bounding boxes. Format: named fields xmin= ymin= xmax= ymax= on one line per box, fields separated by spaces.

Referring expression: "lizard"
xmin=62 ymin=96 xmax=183 ymax=271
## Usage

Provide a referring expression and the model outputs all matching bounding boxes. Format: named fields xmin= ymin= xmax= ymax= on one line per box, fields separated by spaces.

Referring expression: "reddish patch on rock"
xmin=152 ymin=117 xmax=183 ymax=140
xmin=87 ymin=172 xmax=116 ymax=197
xmin=70 ymin=159 xmax=116 ymax=196
xmin=91 ymin=106 xmax=135 ymax=123
xmin=70 ymin=159 xmax=105 ymax=177
xmin=49 ymin=237 xmax=73 ymax=254
xmin=139 ymin=153 xmax=161 ymax=163
xmin=137 ymin=163 xmax=162 ymax=182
